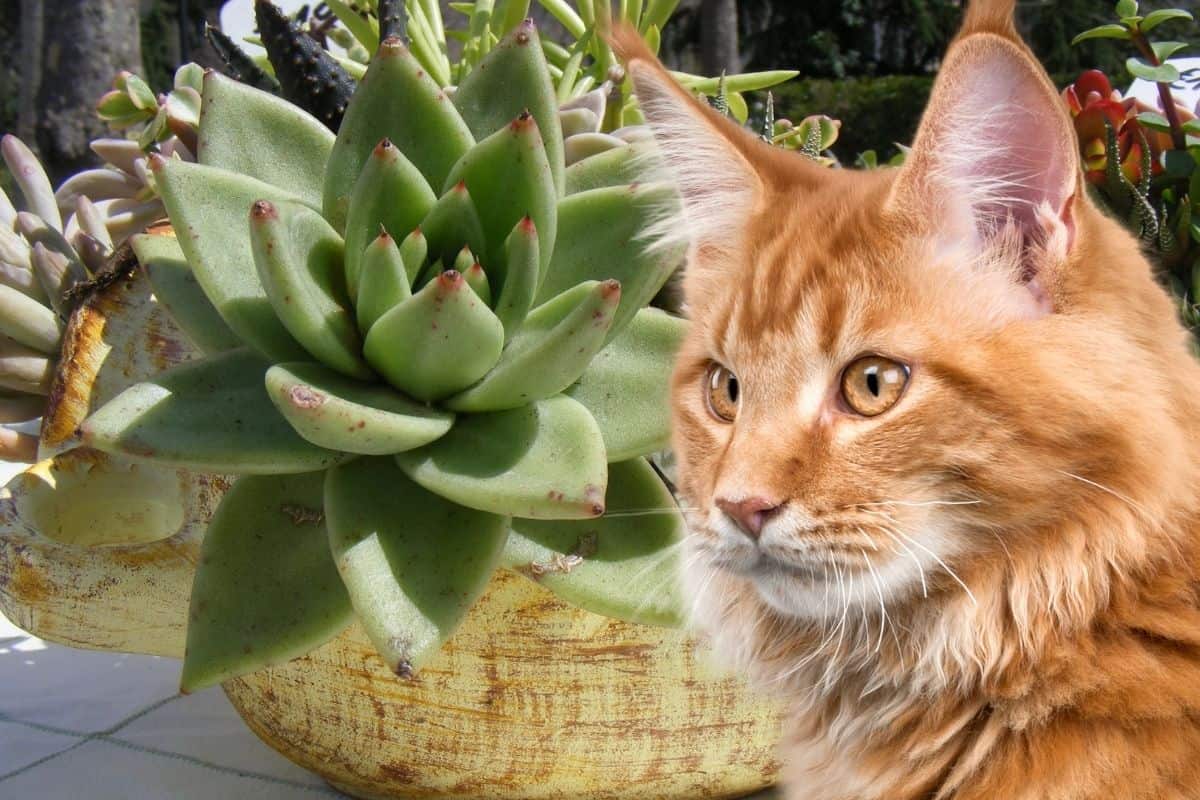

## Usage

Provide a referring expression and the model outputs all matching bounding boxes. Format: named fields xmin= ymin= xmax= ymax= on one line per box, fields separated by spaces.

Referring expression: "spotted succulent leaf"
xmin=363 ymin=270 xmax=504 ymax=401
xmin=503 ymin=457 xmax=684 ymax=626
xmin=324 ymin=37 xmax=474 ymax=231
xmin=132 ymin=232 xmax=241 ymax=354
xmin=153 ymin=158 xmax=312 ymax=362
xmin=395 ymin=394 xmax=608 ymax=519
xmin=265 ymin=362 xmax=453 ymax=455
xmin=326 ymin=457 xmax=508 ymax=676
xmin=446 ymin=279 xmax=620 ymax=412
xmin=249 ymin=199 xmax=370 ymax=380
xmin=180 ymin=471 xmax=352 ymax=692
xmin=453 ymin=20 xmax=566 ymax=195
xmin=198 ymin=72 xmax=333 ymax=209
xmin=565 ymin=308 xmax=687 ymax=462
xmin=81 ymin=349 xmax=348 ymax=474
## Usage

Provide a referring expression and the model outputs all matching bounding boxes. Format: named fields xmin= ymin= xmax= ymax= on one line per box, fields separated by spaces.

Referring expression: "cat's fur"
xmin=615 ymin=2 xmax=1200 ymax=798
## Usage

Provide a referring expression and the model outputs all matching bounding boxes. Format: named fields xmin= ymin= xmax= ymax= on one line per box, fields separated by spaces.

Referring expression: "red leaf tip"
xmin=250 ymin=200 xmax=277 ymax=220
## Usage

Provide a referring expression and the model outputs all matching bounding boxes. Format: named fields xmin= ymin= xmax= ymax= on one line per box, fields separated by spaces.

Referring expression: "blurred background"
xmin=1 ymin=1 xmax=1198 ymax=183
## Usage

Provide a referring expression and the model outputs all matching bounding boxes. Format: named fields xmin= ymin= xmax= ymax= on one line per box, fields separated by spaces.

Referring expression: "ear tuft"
xmin=959 ymin=0 xmax=1018 ymax=39
xmin=892 ymin=31 xmax=1080 ymax=313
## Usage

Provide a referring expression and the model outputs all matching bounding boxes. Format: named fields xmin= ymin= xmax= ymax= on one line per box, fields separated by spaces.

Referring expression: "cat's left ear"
xmin=888 ymin=7 xmax=1082 ymax=311
xmin=609 ymin=26 xmax=822 ymax=270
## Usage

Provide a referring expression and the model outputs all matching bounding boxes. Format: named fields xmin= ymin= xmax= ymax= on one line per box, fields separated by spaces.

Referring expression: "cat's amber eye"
xmin=841 ymin=356 xmax=910 ymax=417
xmin=705 ymin=363 xmax=740 ymax=423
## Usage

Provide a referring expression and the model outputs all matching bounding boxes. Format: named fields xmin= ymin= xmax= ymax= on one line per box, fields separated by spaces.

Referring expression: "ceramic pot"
xmin=0 ymin=238 xmax=783 ymax=799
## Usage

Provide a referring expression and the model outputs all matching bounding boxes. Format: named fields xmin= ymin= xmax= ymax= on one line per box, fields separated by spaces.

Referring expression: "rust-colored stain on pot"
xmin=224 ymin=570 xmax=783 ymax=800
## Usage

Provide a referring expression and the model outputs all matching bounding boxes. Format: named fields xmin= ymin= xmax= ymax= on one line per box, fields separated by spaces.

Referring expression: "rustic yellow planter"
xmin=0 ymin=242 xmax=783 ymax=799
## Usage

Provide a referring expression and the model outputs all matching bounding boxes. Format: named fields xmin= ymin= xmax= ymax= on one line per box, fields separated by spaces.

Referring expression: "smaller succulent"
xmin=97 ymin=65 xmax=204 ymax=154
xmin=252 ymin=0 xmax=358 ymax=130
xmin=1070 ymin=1 xmax=1199 ymax=316
xmin=1062 ymin=70 xmax=1181 ymax=187
xmin=0 ymin=136 xmax=97 ymax=458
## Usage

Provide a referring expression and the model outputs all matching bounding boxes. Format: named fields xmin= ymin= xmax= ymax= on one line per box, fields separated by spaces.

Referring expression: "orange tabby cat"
xmin=615 ymin=2 xmax=1200 ymax=797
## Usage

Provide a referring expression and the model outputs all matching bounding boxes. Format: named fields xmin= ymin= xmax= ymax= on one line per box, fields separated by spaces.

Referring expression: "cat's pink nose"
xmin=716 ymin=496 xmax=782 ymax=540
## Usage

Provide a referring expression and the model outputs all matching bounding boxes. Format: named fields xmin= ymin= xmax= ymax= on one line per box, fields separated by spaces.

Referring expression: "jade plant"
xmin=79 ymin=20 xmax=690 ymax=691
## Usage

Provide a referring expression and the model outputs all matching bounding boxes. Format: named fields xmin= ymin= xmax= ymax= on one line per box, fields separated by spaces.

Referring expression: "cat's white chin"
xmin=748 ymin=548 xmax=929 ymax=622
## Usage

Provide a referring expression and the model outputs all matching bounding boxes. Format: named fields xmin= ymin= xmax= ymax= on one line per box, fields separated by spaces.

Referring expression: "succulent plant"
xmin=1069 ymin=2 xmax=1200 ymax=321
xmin=97 ymin=64 xmax=205 ymax=154
xmin=253 ymin=0 xmax=358 ymax=130
xmin=78 ymin=21 xmax=689 ymax=692
xmin=0 ymin=134 xmax=119 ymax=459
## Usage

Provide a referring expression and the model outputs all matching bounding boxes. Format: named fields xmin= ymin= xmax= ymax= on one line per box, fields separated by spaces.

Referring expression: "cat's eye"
xmin=840 ymin=356 xmax=910 ymax=417
xmin=705 ymin=363 xmax=740 ymax=423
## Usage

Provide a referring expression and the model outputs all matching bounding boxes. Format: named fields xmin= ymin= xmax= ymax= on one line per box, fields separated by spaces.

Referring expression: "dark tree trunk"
xmin=700 ymin=0 xmax=740 ymax=76
xmin=18 ymin=0 xmax=144 ymax=184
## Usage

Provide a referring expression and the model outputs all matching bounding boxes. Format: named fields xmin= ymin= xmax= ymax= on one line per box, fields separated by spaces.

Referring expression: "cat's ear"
xmin=610 ymin=26 xmax=773 ymax=262
xmin=889 ymin=0 xmax=1081 ymax=311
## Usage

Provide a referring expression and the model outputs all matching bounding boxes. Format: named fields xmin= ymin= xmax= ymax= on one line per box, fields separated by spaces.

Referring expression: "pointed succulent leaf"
xmin=80 ymin=349 xmax=348 ymax=473
xmin=446 ymin=280 xmax=619 ymax=412
xmin=356 ymin=232 xmax=412 ymax=332
xmin=198 ymin=72 xmax=334 ymax=209
xmin=443 ymin=113 xmax=557 ymax=287
xmin=180 ymin=472 xmax=352 ymax=692
xmin=452 ymin=245 xmax=476 ymax=275
xmin=249 ymin=200 xmax=370 ymax=379
xmin=420 ymin=181 xmax=487 ymax=267
xmin=324 ymin=37 xmax=474 ymax=230
xmin=343 ymin=139 xmax=437 ymax=297
xmin=504 ymin=458 xmax=684 ymax=626
xmin=14 ymin=213 xmax=87 ymax=298
xmin=29 ymin=243 xmax=81 ymax=315
xmin=538 ymin=183 xmax=683 ymax=343
xmin=364 ymin=270 xmax=504 ymax=401
xmin=398 ymin=228 xmax=429 ymax=286
xmin=453 ymin=20 xmax=565 ymax=195
xmin=0 ymin=283 xmax=60 ymax=355
xmin=566 ymin=308 xmax=687 ymax=461
xmin=463 ymin=262 xmax=491 ymax=306
xmin=559 ymin=107 xmax=601 ymax=139
xmin=564 ymin=142 xmax=653 ymax=195
xmin=132 ymin=233 xmax=241 ymax=354
xmin=205 ymin=24 xmax=281 ymax=93
xmin=266 ymin=362 xmax=453 ymax=455
xmin=0 ymin=335 xmax=55 ymax=395
xmin=493 ymin=216 xmax=539 ymax=339
xmin=564 ymin=133 xmax=627 ymax=165
xmin=326 ymin=457 xmax=508 ymax=676
xmin=1 ymin=135 xmax=61 ymax=231
xmin=153 ymin=158 xmax=310 ymax=362
xmin=395 ymin=394 xmax=608 ymax=519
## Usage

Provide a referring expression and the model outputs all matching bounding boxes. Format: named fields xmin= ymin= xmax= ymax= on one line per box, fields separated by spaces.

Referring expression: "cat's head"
xmin=616 ymin=1 xmax=1199 ymax=632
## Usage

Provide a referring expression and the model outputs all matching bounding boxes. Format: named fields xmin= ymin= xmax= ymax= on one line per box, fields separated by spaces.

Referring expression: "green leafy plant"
xmin=79 ymin=19 xmax=691 ymax=692
xmin=1070 ymin=1 xmax=1199 ymax=322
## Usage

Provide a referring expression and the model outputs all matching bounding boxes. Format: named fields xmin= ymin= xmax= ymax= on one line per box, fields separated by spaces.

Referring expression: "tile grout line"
xmin=0 ymin=705 xmax=342 ymax=796
xmin=0 ymin=738 xmax=89 ymax=784
xmin=100 ymin=737 xmax=344 ymax=797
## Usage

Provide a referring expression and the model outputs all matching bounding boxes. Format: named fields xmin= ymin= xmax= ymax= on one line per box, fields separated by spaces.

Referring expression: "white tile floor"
xmin=0 ymin=603 xmax=342 ymax=798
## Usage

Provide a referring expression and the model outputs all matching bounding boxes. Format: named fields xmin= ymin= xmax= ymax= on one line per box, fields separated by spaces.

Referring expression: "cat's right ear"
xmin=611 ymin=26 xmax=769 ymax=264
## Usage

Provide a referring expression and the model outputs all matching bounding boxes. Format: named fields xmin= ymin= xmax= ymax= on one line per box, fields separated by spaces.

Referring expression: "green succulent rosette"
xmin=80 ymin=24 xmax=689 ymax=691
